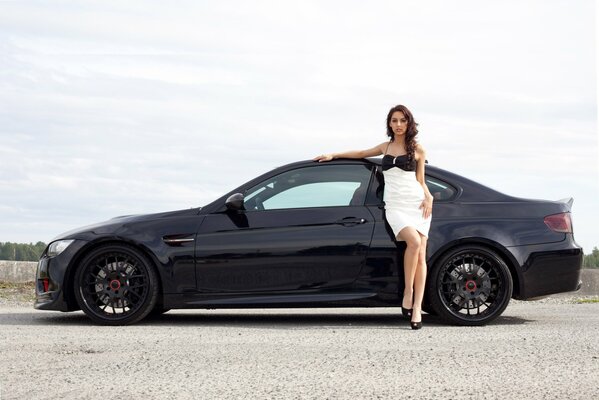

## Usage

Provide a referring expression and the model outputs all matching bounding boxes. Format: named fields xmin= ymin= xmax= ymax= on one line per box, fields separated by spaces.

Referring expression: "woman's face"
xmin=389 ymin=111 xmax=408 ymax=136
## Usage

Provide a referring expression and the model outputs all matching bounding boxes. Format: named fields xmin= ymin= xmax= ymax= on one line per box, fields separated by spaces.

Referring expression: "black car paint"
xmin=35 ymin=158 xmax=582 ymax=316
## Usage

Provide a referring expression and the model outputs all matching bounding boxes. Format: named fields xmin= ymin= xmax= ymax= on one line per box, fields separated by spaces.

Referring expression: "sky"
xmin=1 ymin=0 xmax=597 ymax=252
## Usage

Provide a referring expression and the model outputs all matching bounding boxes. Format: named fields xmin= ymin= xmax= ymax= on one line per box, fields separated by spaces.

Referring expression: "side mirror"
xmin=225 ymin=193 xmax=245 ymax=211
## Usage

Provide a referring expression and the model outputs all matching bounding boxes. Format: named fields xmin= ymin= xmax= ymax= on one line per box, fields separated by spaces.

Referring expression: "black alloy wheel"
xmin=74 ymin=244 xmax=159 ymax=325
xmin=428 ymin=245 xmax=513 ymax=326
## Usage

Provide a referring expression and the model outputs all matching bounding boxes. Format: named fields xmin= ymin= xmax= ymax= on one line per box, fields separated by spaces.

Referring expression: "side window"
xmin=244 ymin=164 xmax=373 ymax=211
xmin=426 ymin=176 xmax=457 ymax=201
xmin=367 ymin=169 xmax=456 ymax=203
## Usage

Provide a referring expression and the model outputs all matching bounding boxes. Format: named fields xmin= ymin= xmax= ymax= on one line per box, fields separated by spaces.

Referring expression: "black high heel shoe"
xmin=410 ymin=321 xmax=422 ymax=330
xmin=401 ymin=294 xmax=413 ymax=319
xmin=410 ymin=309 xmax=422 ymax=330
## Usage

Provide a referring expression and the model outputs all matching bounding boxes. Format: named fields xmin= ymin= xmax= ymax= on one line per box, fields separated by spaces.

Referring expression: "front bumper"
xmin=34 ymin=256 xmax=68 ymax=311
xmin=34 ymin=239 xmax=89 ymax=311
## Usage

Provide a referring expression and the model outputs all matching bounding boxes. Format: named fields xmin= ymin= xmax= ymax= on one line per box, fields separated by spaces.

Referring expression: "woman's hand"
xmin=313 ymin=153 xmax=334 ymax=162
xmin=419 ymin=195 xmax=433 ymax=219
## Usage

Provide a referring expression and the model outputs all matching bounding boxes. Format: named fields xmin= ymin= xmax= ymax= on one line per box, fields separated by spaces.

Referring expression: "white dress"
xmin=382 ymin=153 xmax=431 ymax=240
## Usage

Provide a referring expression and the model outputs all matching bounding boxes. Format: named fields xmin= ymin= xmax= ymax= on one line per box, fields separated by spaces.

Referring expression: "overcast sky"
xmin=1 ymin=1 xmax=597 ymax=252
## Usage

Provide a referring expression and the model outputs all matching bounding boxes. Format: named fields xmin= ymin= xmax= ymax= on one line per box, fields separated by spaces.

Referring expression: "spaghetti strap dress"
xmin=382 ymin=146 xmax=431 ymax=240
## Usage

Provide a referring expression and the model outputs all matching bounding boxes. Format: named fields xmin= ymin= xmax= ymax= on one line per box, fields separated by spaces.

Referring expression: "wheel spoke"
xmin=128 ymin=284 xmax=146 ymax=290
xmin=86 ymin=277 xmax=104 ymax=285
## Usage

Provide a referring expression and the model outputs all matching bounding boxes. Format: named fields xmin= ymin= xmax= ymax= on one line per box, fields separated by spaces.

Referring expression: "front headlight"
xmin=47 ymin=240 xmax=75 ymax=257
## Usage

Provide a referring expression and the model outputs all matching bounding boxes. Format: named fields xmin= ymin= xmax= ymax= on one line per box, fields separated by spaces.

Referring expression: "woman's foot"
xmin=410 ymin=307 xmax=422 ymax=330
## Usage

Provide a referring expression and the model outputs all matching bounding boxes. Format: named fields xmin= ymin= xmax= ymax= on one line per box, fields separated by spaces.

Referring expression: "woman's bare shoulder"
xmin=377 ymin=141 xmax=390 ymax=151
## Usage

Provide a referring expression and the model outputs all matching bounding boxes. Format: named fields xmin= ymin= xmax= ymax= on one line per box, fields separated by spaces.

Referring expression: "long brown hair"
xmin=386 ymin=104 xmax=419 ymax=168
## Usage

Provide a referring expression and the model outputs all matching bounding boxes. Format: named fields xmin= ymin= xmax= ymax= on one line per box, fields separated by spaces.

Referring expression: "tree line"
xmin=583 ymin=247 xmax=599 ymax=269
xmin=0 ymin=241 xmax=598 ymax=267
xmin=0 ymin=242 xmax=47 ymax=262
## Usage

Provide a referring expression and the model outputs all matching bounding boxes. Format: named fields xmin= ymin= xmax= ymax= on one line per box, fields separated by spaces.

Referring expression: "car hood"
xmin=51 ymin=207 xmax=201 ymax=242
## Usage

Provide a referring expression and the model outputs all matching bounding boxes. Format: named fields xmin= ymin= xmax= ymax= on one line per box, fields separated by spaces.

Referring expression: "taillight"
xmin=544 ymin=213 xmax=572 ymax=233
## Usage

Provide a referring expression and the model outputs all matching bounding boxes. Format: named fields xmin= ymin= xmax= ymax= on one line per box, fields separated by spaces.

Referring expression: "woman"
xmin=313 ymin=104 xmax=433 ymax=330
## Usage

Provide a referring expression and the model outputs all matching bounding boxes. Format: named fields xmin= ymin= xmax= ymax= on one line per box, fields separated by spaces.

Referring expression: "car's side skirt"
xmin=163 ymin=290 xmax=398 ymax=308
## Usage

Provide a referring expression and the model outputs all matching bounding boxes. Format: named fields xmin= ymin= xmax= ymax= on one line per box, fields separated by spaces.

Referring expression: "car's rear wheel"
xmin=428 ymin=245 xmax=513 ymax=326
xmin=74 ymin=244 xmax=159 ymax=325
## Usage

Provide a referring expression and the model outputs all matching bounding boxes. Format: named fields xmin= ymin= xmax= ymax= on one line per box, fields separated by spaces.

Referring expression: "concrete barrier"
xmin=0 ymin=261 xmax=38 ymax=283
xmin=0 ymin=260 xmax=598 ymax=295
xmin=576 ymin=269 xmax=599 ymax=296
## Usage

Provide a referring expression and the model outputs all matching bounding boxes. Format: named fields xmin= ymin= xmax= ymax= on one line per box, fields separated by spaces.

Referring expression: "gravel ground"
xmin=0 ymin=288 xmax=598 ymax=400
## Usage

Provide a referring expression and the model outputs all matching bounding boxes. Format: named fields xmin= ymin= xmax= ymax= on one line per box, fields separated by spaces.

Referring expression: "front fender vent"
xmin=162 ymin=234 xmax=195 ymax=246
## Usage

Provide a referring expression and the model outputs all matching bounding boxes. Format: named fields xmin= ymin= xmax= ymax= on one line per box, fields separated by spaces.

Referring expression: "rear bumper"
xmin=515 ymin=246 xmax=583 ymax=300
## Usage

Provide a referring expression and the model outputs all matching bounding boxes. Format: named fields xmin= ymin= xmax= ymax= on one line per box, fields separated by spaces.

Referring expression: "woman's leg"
xmin=411 ymin=233 xmax=428 ymax=323
xmin=397 ymin=227 xmax=421 ymax=310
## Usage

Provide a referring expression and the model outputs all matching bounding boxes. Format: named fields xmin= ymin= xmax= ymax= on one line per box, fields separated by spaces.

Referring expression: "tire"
xmin=74 ymin=244 xmax=159 ymax=325
xmin=428 ymin=245 xmax=513 ymax=326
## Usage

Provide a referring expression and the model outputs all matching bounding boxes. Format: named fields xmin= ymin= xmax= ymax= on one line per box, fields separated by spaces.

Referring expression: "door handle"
xmin=335 ymin=217 xmax=367 ymax=226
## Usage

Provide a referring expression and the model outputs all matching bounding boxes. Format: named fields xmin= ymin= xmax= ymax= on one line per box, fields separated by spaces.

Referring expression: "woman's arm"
xmin=415 ymin=144 xmax=433 ymax=219
xmin=313 ymin=142 xmax=386 ymax=162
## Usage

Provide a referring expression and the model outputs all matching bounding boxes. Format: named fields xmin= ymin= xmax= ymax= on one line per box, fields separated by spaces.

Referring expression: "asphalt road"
xmin=0 ymin=298 xmax=598 ymax=400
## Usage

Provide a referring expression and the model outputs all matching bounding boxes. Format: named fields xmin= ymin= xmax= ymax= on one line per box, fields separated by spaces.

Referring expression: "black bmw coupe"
xmin=35 ymin=158 xmax=583 ymax=325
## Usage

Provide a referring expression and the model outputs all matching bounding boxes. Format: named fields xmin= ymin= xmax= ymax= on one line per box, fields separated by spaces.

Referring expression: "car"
xmin=34 ymin=158 xmax=583 ymax=326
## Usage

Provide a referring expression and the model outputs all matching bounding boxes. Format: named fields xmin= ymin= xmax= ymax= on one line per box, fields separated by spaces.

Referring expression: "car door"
xmin=195 ymin=163 xmax=376 ymax=293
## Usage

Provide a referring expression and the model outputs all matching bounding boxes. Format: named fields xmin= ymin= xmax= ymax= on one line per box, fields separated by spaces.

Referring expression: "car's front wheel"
xmin=428 ymin=245 xmax=513 ymax=326
xmin=74 ymin=244 xmax=159 ymax=325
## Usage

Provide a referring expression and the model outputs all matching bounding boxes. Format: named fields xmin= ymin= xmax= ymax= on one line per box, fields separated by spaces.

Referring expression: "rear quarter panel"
xmin=428 ymin=202 xmax=567 ymax=249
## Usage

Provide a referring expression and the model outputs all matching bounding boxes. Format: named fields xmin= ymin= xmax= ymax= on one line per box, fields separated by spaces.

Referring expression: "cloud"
xmin=0 ymin=0 xmax=596 ymax=250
